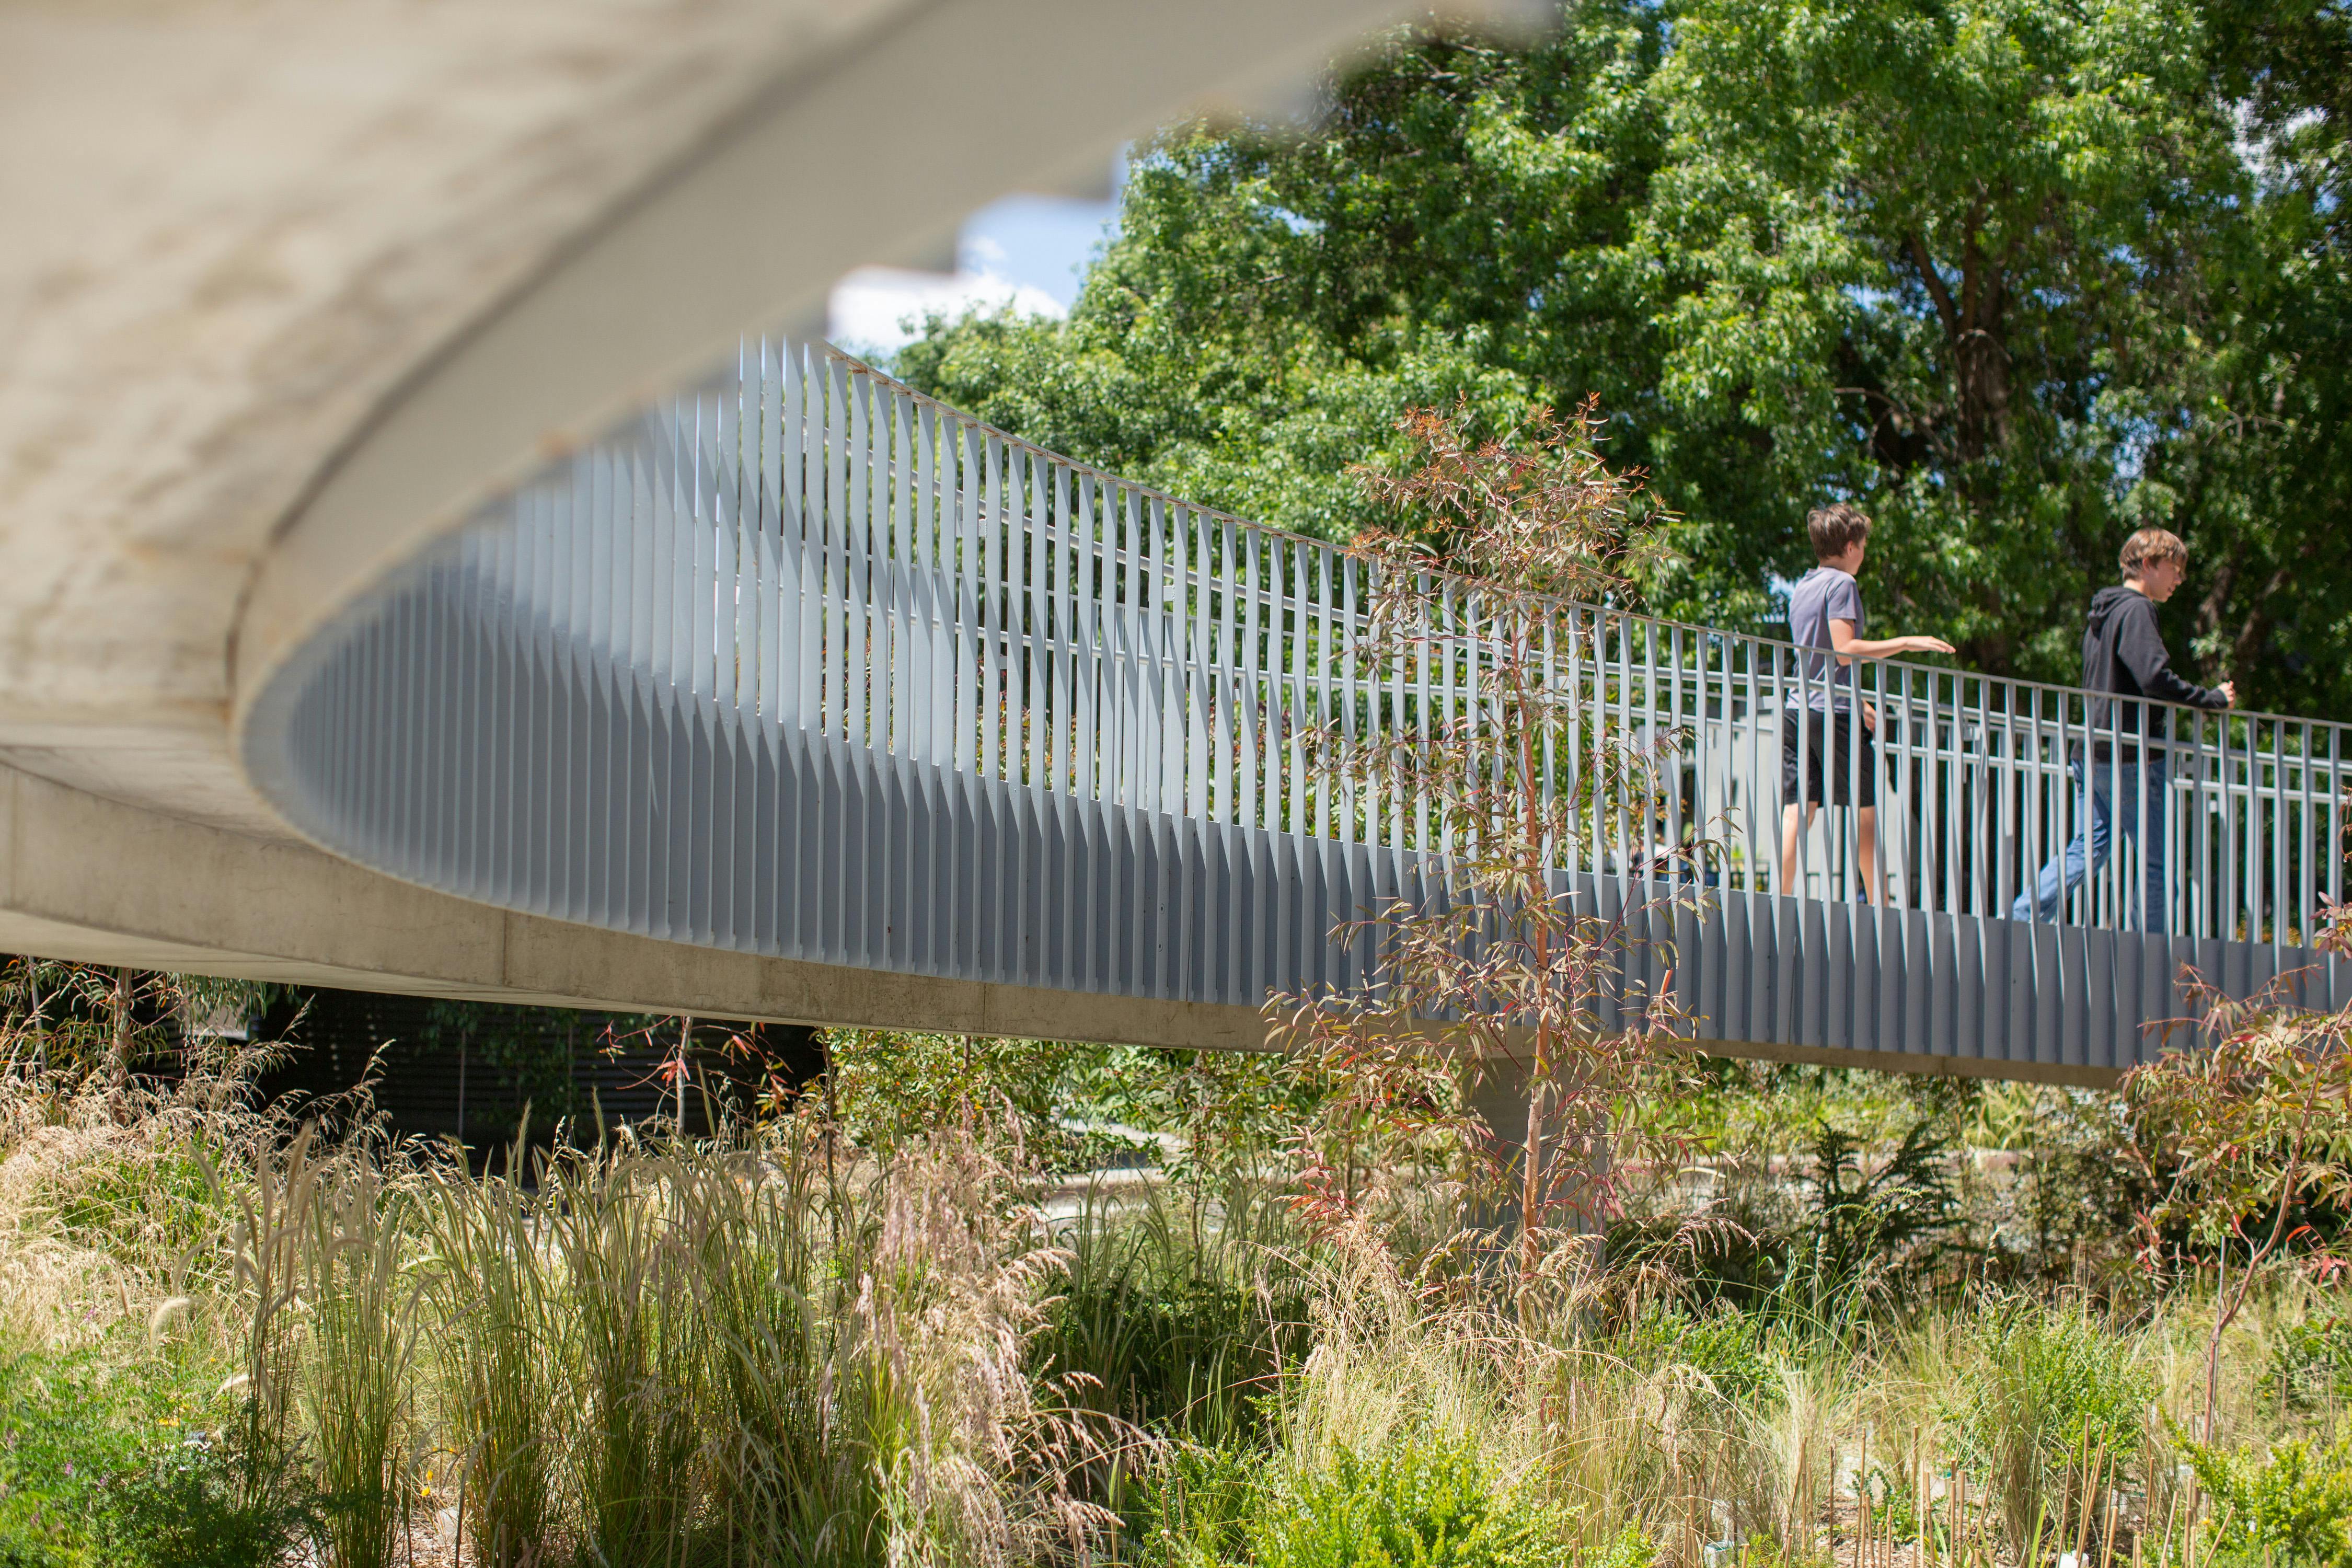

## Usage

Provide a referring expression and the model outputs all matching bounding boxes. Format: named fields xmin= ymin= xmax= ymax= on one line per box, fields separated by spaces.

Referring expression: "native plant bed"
xmin=1 ymin=1030 xmax=2348 ymax=1568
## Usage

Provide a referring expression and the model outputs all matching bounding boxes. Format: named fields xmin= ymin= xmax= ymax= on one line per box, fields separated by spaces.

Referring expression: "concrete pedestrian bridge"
xmin=4 ymin=3 xmax=2343 ymax=1086
xmin=239 ymin=340 xmax=2350 ymax=1083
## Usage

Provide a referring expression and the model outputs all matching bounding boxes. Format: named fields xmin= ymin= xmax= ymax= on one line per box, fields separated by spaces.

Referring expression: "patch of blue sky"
xmin=2233 ymin=99 xmax=2326 ymax=196
xmin=1842 ymin=280 xmax=1902 ymax=313
xmin=828 ymin=152 xmax=1126 ymax=359
xmin=2107 ymin=407 xmax=2200 ymax=488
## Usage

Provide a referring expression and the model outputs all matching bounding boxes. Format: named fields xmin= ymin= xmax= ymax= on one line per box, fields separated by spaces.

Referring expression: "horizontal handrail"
xmin=821 ymin=346 xmax=2333 ymax=739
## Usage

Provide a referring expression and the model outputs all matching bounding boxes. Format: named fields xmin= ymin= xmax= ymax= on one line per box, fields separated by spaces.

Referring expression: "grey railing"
xmin=241 ymin=340 xmax=2348 ymax=1071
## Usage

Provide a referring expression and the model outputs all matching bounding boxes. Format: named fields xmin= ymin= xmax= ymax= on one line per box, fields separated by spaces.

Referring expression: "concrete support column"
xmin=1464 ymin=1055 xmax=1610 ymax=1244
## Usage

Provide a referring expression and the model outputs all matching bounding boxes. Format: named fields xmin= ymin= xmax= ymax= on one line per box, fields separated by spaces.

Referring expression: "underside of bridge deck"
xmin=0 ymin=0 xmax=1514 ymax=1042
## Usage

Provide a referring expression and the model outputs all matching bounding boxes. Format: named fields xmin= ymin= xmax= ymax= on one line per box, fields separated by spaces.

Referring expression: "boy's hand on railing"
xmin=2218 ymin=681 xmax=2237 ymax=707
xmin=1902 ymin=635 xmax=1956 ymax=656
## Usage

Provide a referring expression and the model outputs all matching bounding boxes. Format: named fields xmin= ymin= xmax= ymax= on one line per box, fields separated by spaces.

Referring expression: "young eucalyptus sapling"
xmin=1270 ymin=399 xmax=1712 ymax=1278
xmin=2126 ymin=897 xmax=2352 ymax=1443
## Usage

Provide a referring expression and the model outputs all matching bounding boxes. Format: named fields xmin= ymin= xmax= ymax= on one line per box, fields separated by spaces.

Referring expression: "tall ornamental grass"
xmin=5 ymin=1029 xmax=2352 ymax=1567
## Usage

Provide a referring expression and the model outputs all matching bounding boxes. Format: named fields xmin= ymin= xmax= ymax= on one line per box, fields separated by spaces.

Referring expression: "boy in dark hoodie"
xmin=2010 ymin=527 xmax=2234 ymax=931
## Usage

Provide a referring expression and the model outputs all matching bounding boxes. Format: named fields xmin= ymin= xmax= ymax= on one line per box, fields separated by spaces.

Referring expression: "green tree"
xmin=897 ymin=7 xmax=1666 ymax=552
xmin=2145 ymin=0 xmax=2352 ymax=719
xmin=896 ymin=0 xmax=2350 ymax=713
xmin=1646 ymin=0 xmax=2244 ymax=676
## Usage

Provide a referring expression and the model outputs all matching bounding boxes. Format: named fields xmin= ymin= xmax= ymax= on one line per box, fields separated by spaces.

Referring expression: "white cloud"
xmin=827 ymin=265 xmax=1065 ymax=357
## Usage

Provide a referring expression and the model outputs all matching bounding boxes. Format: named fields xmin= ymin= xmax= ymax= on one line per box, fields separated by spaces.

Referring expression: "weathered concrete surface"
xmin=2 ymin=0 xmax=1461 ymax=844
xmin=229 ymin=0 xmax=1461 ymax=759
xmin=0 ymin=3 xmax=1392 ymax=983
xmin=2 ymin=0 xmax=897 ymax=833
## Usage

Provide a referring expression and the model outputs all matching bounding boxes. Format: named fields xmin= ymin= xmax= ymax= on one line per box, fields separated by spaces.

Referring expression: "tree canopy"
xmin=894 ymin=0 xmax=2350 ymax=716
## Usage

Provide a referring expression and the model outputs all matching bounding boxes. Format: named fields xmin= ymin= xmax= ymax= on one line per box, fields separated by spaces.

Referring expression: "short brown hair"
xmin=2120 ymin=527 xmax=2187 ymax=579
xmin=1806 ymin=502 xmax=1872 ymax=561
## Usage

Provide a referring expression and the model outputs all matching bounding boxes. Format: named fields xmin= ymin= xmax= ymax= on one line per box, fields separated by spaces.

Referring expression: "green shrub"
xmin=1785 ymin=1121 xmax=1962 ymax=1312
xmin=49 ymin=1147 xmax=224 ymax=1282
xmin=1040 ymin=1180 xmax=1311 ymax=1449
xmin=1249 ymin=1438 xmax=1582 ymax=1568
xmin=2263 ymin=1316 xmax=2352 ymax=1412
xmin=1938 ymin=1297 xmax=2153 ymax=1553
xmin=1610 ymin=1118 xmax=1960 ymax=1319
xmin=2183 ymin=1437 xmax=2352 ymax=1568
xmin=1622 ymin=1303 xmax=1774 ymax=1408
xmin=1139 ymin=1436 xmax=1596 ymax=1568
xmin=1049 ymin=1269 xmax=1296 ymax=1436
xmin=101 ymin=1446 xmax=309 ymax=1568
xmin=0 ymin=1347 xmax=304 ymax=1568
xmin=1140 ymin=1440 xmax=1271 ymax=1568
xmin=0 ymin=1350 xmax=144 ymax=1566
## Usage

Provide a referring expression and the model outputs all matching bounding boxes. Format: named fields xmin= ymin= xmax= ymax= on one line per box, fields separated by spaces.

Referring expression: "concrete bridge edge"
xmin=0 ymin=762 xmax=1268 ymax=1047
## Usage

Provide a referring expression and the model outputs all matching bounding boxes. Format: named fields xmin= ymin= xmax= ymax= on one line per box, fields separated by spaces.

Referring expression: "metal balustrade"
xmin=242 ymin=340 xmax=2349 ymax=1075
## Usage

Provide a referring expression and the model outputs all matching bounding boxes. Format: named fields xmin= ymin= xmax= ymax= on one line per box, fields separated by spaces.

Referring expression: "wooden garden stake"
xmin=2076 ymin=1438 xmax=2108 ymax=1565
xmin=1860 ymin=1429 xmax=1871 ymax=1568
xmin=2099 ymin=1466 xmax=2119 ymax=1568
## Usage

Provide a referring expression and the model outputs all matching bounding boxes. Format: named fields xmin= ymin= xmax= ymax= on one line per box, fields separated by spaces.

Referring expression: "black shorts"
xmin=1781 ymin=709 xmax=1877 ymax=808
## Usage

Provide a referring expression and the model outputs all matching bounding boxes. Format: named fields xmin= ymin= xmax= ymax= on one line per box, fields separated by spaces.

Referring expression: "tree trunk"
xmin=1905 ymin=227 xmax=2013 ymax=462
xmin=1520 ymin=1047 xmax=1547 ymax=1274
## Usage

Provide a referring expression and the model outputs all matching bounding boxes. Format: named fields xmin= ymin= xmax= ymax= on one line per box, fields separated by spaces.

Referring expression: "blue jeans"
xmin=2010 ymin=757 xmax=2170 ymax=932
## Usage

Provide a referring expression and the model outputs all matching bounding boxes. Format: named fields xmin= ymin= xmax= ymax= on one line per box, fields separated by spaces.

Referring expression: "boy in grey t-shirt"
xmin=1779 ymin=504 xmax=1954 ymax=904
